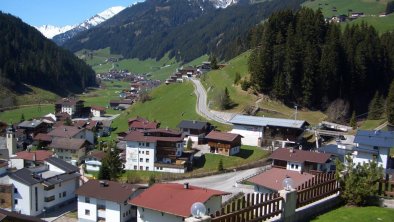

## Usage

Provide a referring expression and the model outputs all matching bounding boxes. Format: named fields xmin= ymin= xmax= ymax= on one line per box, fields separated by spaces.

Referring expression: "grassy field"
xmin=359 ymin=118 xmax=387 ymax=130
xmin=0 ymin=105 xmax=54 ymax=123
xmin=202 ymin=51 xmax=257 ymax=112
xmin=303 ymin=0 xmax=388 ymax=17
xmin=193 ymin=145 xmax=270 ymax=173
xmin=311 ymin=206 xmax=394 ymax=222
xmin=346 ymin=14 xmax=394 ymax=33
xmin=111 ymin=82 xmax=204 ymax=134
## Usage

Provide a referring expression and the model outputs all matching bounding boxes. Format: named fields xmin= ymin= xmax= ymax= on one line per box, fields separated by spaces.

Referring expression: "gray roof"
xmin=18 ymin=120 xmax=44 ymax=129
xmin=177 ymin=120 xmax=209 ymax=130
xmin=46 ymin=157 xmax=79 ymax=173
xmin=318 ymin=144 xmax=349 ymax=162
xmin=354 ymin=130 xmax=394 ymax=148
xmin=229 ymin=115 xmax=308 ymax=129
xmin=9 ymin=168 xmax=39 ymax=186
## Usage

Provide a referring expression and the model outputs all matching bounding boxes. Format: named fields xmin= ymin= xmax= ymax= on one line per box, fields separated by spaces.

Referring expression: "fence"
xmin=296 ymin=172 xmax=340 ymax=208
xmin=211 ymin=193 xmax=283 ymax=222
xmin=378 ymin=174 xmax=394 ymax=198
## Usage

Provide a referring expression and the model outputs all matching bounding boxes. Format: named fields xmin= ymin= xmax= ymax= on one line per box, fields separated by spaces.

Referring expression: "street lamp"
xmin=191 ymin=202 xmax=206 ymax=218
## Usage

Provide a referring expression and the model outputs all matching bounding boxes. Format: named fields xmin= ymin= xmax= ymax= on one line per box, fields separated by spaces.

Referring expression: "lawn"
xmin=202 ymin=51 xmax=257 ymax=112
xmin=359 ymin=118 xmax=387 ymax=130
xmin=193 ymin=145 xmax=270 ymax=173
xmin=111 ymin=82 xmax=204 ymax=135
xmin=311 ymin=206 xmax=394 ymax=222
xmin=303 ymin=0 xmax=388 ymax=18
xmin=344 ymin=14 xmax=394 ymax=34
xmin=0 ymin=105 xmax=54 ymax=123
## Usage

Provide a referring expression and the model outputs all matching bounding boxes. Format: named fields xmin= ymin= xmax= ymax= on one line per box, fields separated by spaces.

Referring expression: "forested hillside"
xmin=63 ymin=0 xmax=305 ymax=62
xmin=0 ymin=12 xmax=96 ymax=97
xmin=248 ymin=8 xmax=394 ymax=113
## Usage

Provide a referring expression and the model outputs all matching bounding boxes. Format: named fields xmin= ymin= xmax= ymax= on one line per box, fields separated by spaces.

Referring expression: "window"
xmin=145 ymin=166 xmax=149 ymax=171
xmin=14 ymin=199 xmax=18 ymax=204
xmin=59 ymin=193 xmax=61 ymax=198
xmin=44 ymin=196 xmax=55 ymax=202
xmin=14 ymin=188 xmax=17 ymax=194
xmin=291 ymin=164 xmax=294 ymax=169
xmin=85 ymin=209 xmax=90 ymax=216
xmin=295 ymin=165 xmax=299 ymax=169
xmin=63 ymin=191 xmax=66 ymax=197
xmin=146 ymin=142 xmax=150 ymax=147
xmin=139 ymin=158 xmax=143 ymax=162
xmin=139 ymin=166 xmax=143 ymax=170
xmin=123 ymin=213 xmax=125 ymax=217
xmin=59 ymin=182 xmax=62 ymax=187
xmin=146 ymin=151 xmax=150 ymax=155
xmin=142 ymin=151 xmax=145 ymax=154
xmin=134 ymin=166 xmax=137 ymax=170
xmin=0 ymin=199 xmax=5 ymax=204
xmin=85 ymin=197 xmax=90 ymax=203
xmin=146 ymin=158 xmax=149 ymax=163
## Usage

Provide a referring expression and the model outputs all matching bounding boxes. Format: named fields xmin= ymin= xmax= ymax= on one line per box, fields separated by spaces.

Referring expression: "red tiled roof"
xmin=247 ymin=168 xmax=314 ymax=191
xmin=73 ymin=120 xmax=87 ymax=128
xmin=205 ymin=131 xmax=242 ymax=142
xmin=123 ymin=131 xmax=183 ymax=143
xmin=33 ymin=133 xmax=52 ymax=142
xmin=76 ymin=180 xmax=142 ymax=203
xmin=129 ymin=183 xmax=229 ymax=217
xmin=48 ymin=126 xmax=84 ymax=138
xmin=86 ymin=151 xmax=106 ymax=161
xmin=269 ymin=148 xmax=331 ymax=164
xmin=143 ymin=128 xmax=182 ymax=136
xmin=14 ymin=150 xmax=53 ymax=162
xmin=128 ymin=117 xmax=159 ymax=129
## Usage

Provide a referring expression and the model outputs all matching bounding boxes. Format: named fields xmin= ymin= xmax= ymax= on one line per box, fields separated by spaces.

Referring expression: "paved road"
xmin=190 ymin=78 xmax=232 ymax=125
xmin=175 ymin=165 xmax=270 ymax=202
xmin=374 ymin=121 xmax=388 ymax=130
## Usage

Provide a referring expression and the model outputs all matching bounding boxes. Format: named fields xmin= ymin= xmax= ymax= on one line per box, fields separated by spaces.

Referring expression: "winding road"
xmin=190 ymin=78 xmax=234 ymax=125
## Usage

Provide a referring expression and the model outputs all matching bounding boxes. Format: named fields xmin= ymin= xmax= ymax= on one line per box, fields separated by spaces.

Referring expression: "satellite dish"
xmin=282 ymin=177 xmax=294 ymax=191
xmin=191 ymin=202 xmax=206 ymax=218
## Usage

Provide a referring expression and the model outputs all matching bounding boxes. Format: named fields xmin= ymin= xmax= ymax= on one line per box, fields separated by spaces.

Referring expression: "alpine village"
xmin=1 ymin=0 xmax=394 ymax=221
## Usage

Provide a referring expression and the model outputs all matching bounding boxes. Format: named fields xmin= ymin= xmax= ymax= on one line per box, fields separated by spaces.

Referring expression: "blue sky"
xmin=0 ymin=0 xmax=141 ymax=27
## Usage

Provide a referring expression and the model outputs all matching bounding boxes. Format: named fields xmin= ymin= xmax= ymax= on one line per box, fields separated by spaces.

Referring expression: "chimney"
xmin=64 ymin=128 xmax=67 ymax=132
xmin=183 ymin=182 xmax=189 ymax=189
xmin=193 ymin=120 xmax=196 ymax=124
xmin=99 ymin=180 xmax=105 ymax=187
xmin=32 ymin=153 xmax=36 ymax=161
xmin=289 ymin=147 xmax=294 ymax=153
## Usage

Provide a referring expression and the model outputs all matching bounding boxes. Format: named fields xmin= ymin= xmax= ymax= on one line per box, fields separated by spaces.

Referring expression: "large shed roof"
xmin=229 ymin=115 xmax=308 ymax=129
xmin=354 ymin=130 xmax=394 ymax=148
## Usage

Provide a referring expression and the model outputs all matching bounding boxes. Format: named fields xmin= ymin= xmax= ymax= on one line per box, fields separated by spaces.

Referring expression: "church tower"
xmin=6 ymin=125 xmax=17 ymax=156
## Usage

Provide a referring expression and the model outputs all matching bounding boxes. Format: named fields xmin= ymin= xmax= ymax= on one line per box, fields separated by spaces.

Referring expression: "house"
xmin=18 ymin=120 xmax=48 ymax=138
xmin=0 ymin=208 xmax=44 ymax=222
xmin=76 ymin=180 xmax=143 ymax=222
xmin=270 ymin=148 xmax=332 ymax=174
xmin=177 ymin=120 xmax=211 ymax=143
xmin=0 ymin=183 xmax=15 ymax=212
xmin=123 ymin=129 xmax=187 ymax=173
xmin=99 ymin=120 xmax=112 ymax=137
xmin=205 ymin=131 xmax=242 ymax=156
xmin=247 ymin=167 xmax=314 ymax=193
xmin=49 ymin=138 xmax=87 ymax=165
xmin=128 ymin=117 xmax=159 ymax=131
xmin=48 ymin=125 xmax=94 ymax=145
xmin=352 ymin=130 xmax=394 ymax=170
xmin=84 ymin=151 xmax=106 ymax=172
xmin=129 ymin=183 xmax=229 ymax=222
xmin=55 ymin=98 xmax=84 ymax=117
xmin=11 ymin=150 xmax=54 ymax=169
xmin=91 ymin=106 xmax=106 ymax=118
xmin=9 ymin=157 xmax=80 ymax=216
xmin=229 ymin=114 xmax=309 ymax=147
xmin=33 ymin=133 xmax=52 ymax=148
xmin=109 ymin=99 xmax=133 ymax=109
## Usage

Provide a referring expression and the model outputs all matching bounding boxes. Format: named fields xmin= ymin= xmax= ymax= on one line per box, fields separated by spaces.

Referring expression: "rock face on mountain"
xmin=52 ymin=6 xmax=125 ymax=45
xmin=62 ymin=0 xmax=304 ymax=62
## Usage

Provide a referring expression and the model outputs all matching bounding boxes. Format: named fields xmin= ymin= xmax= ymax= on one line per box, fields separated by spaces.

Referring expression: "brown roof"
xmin=205 ymin=131 xmax=242 ymax=142
xmin=0 ymin=159 xmax=7 ymax=168
xmin=91 ymin=106 xmax=106 ymax=111
xmin=14 ymin=150 xmax=53 ymax=161
xmin=48 ymin=126 xmax=84 ymax=138
xmin=247 ymin=168 xmax=314 ymax=191
xmin=128 ymin=117 xmax=159 ymax=129
xmin=129 ymin=183 xmax=229 ymax=217
xmin=50 ymin=138 xmax=86 ymax=150
xmin=86 ymin=151 xmax=106 ymax=161
xmin=55 ymin=98 xmax=83 ymax=106
xmin=269 ymin=148 xmax=331 ymax=164
xmin=33 ymin=133 xmax=52 ymax=142
xmin=76 ymin=180 xmax=141 ymax=203
xmin=123 ymin=131 xmax=184 ymax=143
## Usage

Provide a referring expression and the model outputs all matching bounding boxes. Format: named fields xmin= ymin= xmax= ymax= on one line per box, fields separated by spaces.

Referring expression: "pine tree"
xmin=98 ymin=163 xmax=111 ymax=180
xmin=368 ymin=92 xmax=384 ymax=120
xmin=186 ymin=137 xmax=193 ymax=151
xmin=350 ymin=111 xmax=357 ymax=129
xmin=219 ymin=87 xmax=233 ymax=110
xmin=210 ymin=54 xmax=219 ymax=70
xmin=100 ymin=144 xmax=123 ymax=181
xmin=234 ymin=72 xmax=241 ymax=85
xmin=301 ymin=44 xmax=318 ymax=107
xmin=387 ymin=80 xmax=394 ymax=125
xmin=20 ymin=114 xmax=25 ymax=122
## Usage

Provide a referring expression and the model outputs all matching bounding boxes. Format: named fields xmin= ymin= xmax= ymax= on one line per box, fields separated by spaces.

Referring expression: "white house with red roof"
xmin=129 ymin=183 xmax=229 ymax=222
xmin=123 ymin=129 xmax=187 ymax=173
xmin=90 ymin=106 xmax=106 ymax=118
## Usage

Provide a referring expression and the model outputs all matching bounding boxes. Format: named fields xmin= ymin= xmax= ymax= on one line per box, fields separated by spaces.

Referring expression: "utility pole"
xmin=294 ymin=105 xmax=298 ymax=121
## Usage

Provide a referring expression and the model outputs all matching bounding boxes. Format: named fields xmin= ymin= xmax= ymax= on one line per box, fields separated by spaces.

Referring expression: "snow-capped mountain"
xmin=209 ymin=0 xmax=239 ymax=8
xmin=35 ymin=25 xmax=75 ymax=39
xmin=51 ymin=6 xmax=125 ymax=45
